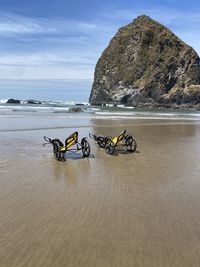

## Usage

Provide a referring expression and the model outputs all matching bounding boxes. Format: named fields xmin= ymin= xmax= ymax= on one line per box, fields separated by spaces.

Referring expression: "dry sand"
xmin=0 ymin=119 xmax=200 ymax=266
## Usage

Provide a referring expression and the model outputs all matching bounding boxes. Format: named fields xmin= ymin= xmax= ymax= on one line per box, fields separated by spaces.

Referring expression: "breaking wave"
xmin=0 ymin=98 xmax=200 ymax=120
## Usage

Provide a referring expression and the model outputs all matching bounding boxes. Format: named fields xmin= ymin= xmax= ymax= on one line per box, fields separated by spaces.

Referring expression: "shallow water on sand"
xmin=0 ymin=117 xmax=200 ymax=266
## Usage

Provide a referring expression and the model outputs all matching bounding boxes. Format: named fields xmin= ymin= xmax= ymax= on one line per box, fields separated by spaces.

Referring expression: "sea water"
xmin=1 ymin=99 xmax=200 ymax=132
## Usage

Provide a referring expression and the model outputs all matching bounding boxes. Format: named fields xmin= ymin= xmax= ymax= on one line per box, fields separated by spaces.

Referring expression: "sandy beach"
xmin=1 ymin=117 xmax=200 ymax=266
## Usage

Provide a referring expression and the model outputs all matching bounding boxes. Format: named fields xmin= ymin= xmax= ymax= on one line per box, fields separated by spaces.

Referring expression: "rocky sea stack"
xmin=89 ymin=15 xmax=200 ymax=108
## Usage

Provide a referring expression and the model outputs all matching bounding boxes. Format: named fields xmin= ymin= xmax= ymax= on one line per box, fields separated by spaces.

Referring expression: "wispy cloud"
xmin=101 ymin=7 xmax=200 ymax=25
xmin=0 ymin=13 xmax=106 ymax=80
xmin=0 ymin=8 xmax=200 ymax=82
xmin=0 ymin=52 xmax=96 ymax=66
xmin=0 ymin=50 xmax=98 ymax=80
xmin=0 ymin=14 xmax=56 ymax=35
xmin=0 ymin=12 xmax=98 ymax=36
xmin=0 ymin=64 xmax=94 ymax=80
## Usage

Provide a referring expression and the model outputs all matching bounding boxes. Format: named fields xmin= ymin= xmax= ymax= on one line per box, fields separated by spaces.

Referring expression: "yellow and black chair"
xmin=89 ymin=129 xmax=137 ymax=155
xmin=43 ymin=131 xmax=90 ymax=161
xmin=60 ymin=131 xmax=78 ymax=153
xmin=104 ymin=130 xmax=136 ymax=155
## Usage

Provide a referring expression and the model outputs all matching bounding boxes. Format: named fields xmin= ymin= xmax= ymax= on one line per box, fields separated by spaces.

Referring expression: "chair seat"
xmin=112 ymin=137 xmax=118 ymax=145
xmin=60 ymin=146 xmax=67 ymax=152
xmin=65 ymin=131 xmax=78 ymax=149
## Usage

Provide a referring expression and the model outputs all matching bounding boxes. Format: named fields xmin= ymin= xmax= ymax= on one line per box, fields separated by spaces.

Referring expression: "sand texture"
xmin=0 ymin=119 xmax=200 ymax=266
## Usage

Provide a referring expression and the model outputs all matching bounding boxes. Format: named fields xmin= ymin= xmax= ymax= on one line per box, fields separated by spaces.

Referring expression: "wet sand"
xmin=0 ymin=118 xmax=200 ymax=266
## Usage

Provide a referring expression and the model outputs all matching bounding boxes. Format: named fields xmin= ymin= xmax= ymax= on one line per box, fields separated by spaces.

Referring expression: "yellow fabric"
xmin=58 ymin=132 xmax=78 ymax=153
xmin=65 ymin=132 xmax=78 ymax=148
xmin=112 ymin=137 xmax=118 ymax=145
xmin=66 ymin=139 xmax=76 ymax=148
xmin=60 ymin=139 xmax=75 ymax=151
xmin=118 ymin=134 xmax=124 ymax=142
xmin=60 ymin=146 xmax=66 ymax=152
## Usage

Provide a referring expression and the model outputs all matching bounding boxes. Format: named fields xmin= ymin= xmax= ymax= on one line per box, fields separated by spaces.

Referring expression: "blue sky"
xmin=0 ymin=0 xmax=200 ymax=100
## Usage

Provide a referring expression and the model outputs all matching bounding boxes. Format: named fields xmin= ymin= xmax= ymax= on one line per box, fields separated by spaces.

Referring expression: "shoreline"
xmin=91 ymin=101 xmax=200 ymax=111
xmin=1 ymin=118 xmax=200 ymax=133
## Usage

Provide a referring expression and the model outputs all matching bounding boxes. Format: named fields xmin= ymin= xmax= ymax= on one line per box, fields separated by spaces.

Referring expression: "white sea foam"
xmin=93 ymin=115 xmax=200 ymax=120
xmin=0 ymin=99 xmax=8 ymax=104
xmin=117 ymin=104 xmax=136 ymax=109
xmin=94 ymin=111 xmax=200 ymax=120
xmin=1 ymin=99 xmax=200 ymax=121
xmin=95 ymin=111 xmax=135 ymax=116
xmin=105 ymin=104 xmax=114 ymax=107
xmin=0 ymin=105 xmax=70 ymax=113
xmin=90 ymin=108 xmax=100 ymax=111
xmin=121 ymin=106 xmax=135 ymax=109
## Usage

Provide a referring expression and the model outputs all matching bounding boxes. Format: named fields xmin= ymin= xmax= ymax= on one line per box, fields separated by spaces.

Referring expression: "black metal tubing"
xmin=43 ymin=136 xmax=52 ymax=146
xmin=44 ymin=136 xmax=52 ymax=143
xmin=89 ymin=133 xmax=97 ymax=140
xmin=60 ymin=141 xmax=83 ymax=153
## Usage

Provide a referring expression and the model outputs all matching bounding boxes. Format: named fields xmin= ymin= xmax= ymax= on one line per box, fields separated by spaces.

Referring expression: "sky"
xmin=0 ymin=0 xmax=200 ymax=101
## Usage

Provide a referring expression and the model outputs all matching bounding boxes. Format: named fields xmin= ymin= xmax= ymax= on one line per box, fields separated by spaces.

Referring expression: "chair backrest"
xmin=117 ymin=130 xmax=126 ymax=142
xmin=65 ymin=131 xmax=78 ymax=148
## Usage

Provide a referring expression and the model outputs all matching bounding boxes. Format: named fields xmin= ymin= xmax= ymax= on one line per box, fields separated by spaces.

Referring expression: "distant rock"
xmin=7 ymin=99 xmax=21 ymax=104
xmin=26 ymin=99 xmax=42 ymax=104
xmin=69 ymin=107 xmax=83 ymax=112
xmin=75 ymin=103 xmax=85 ymax=106
xmin=89 ymin=15 xmax=200 ymax=108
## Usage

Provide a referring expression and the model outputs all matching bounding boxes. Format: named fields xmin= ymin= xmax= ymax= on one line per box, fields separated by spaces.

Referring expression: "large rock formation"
xmin=89 ymin=15 xmax=200 ymax=107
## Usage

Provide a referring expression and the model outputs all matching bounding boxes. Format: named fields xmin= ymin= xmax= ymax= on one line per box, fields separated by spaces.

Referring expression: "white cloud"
xmin=0 ymin=9 xmax=200 ymax=82
xmin=0 ymin=52 xmax=96 ymax=66
xmin=0 ymin=50 xmax=97 ymax=80
xmin=0 ymin=14 xmax=56 ymax=35
xmin=0 ymin=64 xmax=94 ymax=80
xmin=0 ymin=13 xmax=98 ymax=36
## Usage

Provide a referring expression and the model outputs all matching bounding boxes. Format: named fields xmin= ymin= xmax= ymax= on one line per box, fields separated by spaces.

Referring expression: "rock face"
xmin=89 ymin=15 xmax=200 ymax=107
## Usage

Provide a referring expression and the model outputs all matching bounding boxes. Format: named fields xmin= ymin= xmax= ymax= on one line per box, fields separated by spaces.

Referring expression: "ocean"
xmin=1 ymin=98 xmax=200 ymax=132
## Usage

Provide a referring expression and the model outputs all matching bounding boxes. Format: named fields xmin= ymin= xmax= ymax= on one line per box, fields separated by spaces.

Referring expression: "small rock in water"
xmin=27 ymin=100 xmax=42 ymax=104
xmin=7 ymin=99 xmax=21 ymax=104
xmin=69 ymin=107 xmax=83 ymax=112
xmin=76 ymin=103 xmax=85 ymax=106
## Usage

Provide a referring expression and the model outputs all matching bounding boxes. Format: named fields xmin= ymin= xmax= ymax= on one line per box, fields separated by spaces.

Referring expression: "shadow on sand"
xmin=110 ymin=148 xmax=140 ymax=156
xmin=64 ymin=152 xmax=95 ymax=160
